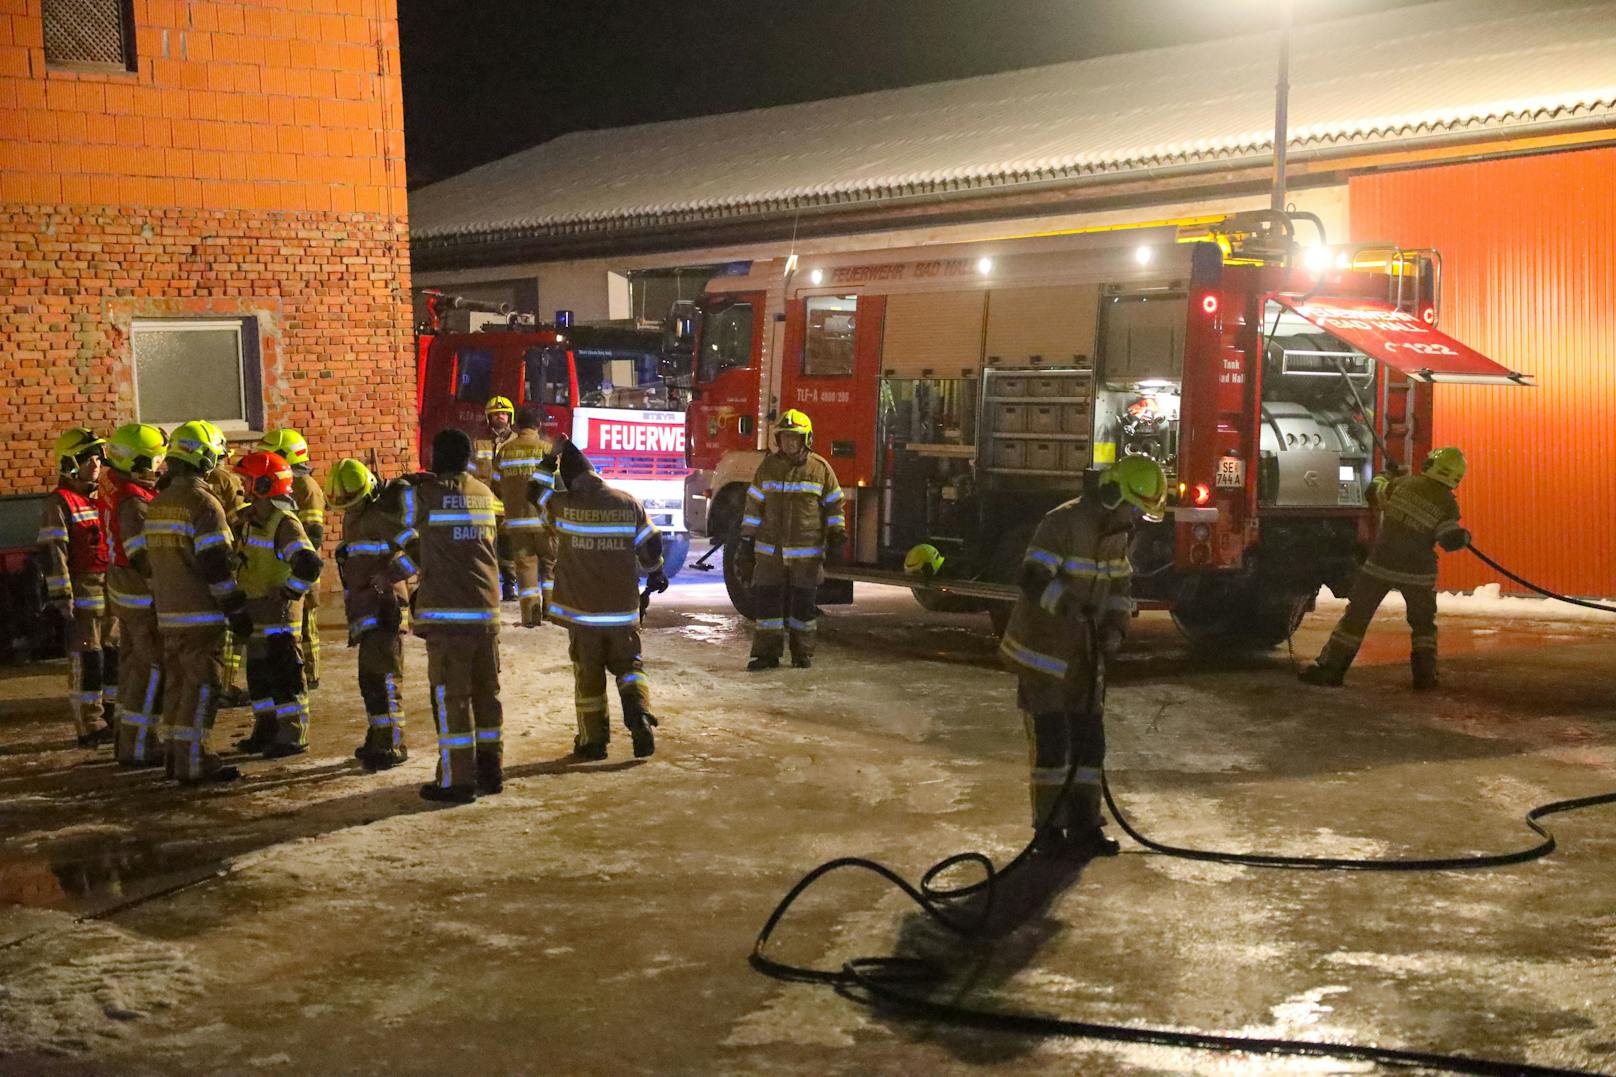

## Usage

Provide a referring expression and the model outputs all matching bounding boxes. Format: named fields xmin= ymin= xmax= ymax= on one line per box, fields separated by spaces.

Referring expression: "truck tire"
xmin=910 ymin=587 xmax=978 ymax=614
xmin=1171 ymin=578 xmax=1311 ymax=651
xmin=721 ymin=513 xmax=757 ymax=621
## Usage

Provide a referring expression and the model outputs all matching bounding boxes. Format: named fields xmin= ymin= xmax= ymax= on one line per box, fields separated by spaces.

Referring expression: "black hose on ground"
xmin=1467 ymin=544 xmax=1616 ymax=614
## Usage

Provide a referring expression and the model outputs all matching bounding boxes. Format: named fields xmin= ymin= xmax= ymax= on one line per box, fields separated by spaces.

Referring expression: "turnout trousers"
xmin=567 ymin=626 xmax=650 ymax=749
xmin=65 ymin=578 xmax=116 ymax=738
xmin=113 ymin=607 xmax=164 ymax=765
xmin=424 ymin=631 xmax=502 ymax=791
xmin=750 ymin=556 xmax=821 ymax=663
xmin=357 ymin=629 xmax=406 ymax=754
xmin=1314 ymin=570 xmax=1438 ymax=675
xmin=299 ymin=583 xmax=322 ymax=687
xmin=508 ymin=529 xmax=553 ymax=627
xmin=221 ymin=630 xmax=246 ymax=698
xmin=161 ymin=625 xmax=228 ymax=782
xmin=1018 ymin=652 xmax=1106 ymax=833
xmin=246 ymin=627 xmax=309 ymax=750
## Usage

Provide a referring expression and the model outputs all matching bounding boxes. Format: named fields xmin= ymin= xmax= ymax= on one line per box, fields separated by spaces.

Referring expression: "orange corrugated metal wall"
xmin=1350 ymin=146 xmax=1616 ymax=596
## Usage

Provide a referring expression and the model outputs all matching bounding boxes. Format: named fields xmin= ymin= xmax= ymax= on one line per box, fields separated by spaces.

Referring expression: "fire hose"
xmin=751 ymin=558 xmax=1616 ymax=1076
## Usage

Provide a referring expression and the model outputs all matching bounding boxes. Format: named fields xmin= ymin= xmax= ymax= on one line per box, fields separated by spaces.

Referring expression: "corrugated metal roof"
xmin=409 ymin=0 xmax=1616 ymax=244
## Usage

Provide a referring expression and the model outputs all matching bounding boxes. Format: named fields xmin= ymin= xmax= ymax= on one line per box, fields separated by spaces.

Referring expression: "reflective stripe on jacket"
xmin=1362 ymin=473 xmax=1461 ymax=588
xmin=739 ymin=451 xmax=845 ymax=559
xmin=543 ymin=471 xmax=661 ymax=629
xmin=402 ymin=472 xmax=501 ymax=634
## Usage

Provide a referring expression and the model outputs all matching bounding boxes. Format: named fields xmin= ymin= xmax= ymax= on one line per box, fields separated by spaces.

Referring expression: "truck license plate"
xmin=1215 ymin=457 xmax=1245 ymax=488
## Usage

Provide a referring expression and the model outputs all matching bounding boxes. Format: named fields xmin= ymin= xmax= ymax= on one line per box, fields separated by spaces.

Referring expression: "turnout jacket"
xmin=739 ymin=451 xmax=846 ymax=560
xmin=400 ymin=471 xmax=501 ymax=634
xmin=100 ymin=470 xmax=158 ymax=615
xmin=336 ymin=481 xmax=417 ymax=641
xmin=143 ymin=472 xmax=244 ymax=633
xmin=235 ymin=502 xmax=323 ymax=634
xmin=1362 ymin=473 xmax=1462 ymax=588
xmin=37 ymin=481 xmax=107 ymax=613
xmin=542 ymin=471 xmax=662 ymax=629
xmin=494 ymin=429 xmax=553 ymax=534
xmin=206 ymin=466 xmax=248 ymax=537
xmin=999 ymin=495 xmax=1134 ymax=684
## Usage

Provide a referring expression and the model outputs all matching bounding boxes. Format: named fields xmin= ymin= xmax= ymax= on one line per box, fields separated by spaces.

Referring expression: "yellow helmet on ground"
xmin=258 ymin=428 xmax=309 ymax=468
xmin=775 ymin=409 xmax=813 ymax=448
xmin=903 ymin=543 xmax=945 ymax=577
xmin=326 ymin=458 xmax=378 ymax=510
xmin=1423 ymin=446 xmax=1466 ymax=488
xmin=1100 ymin=455 xmax=1168 ymax=522
xmin=485 ymin=396 xmax=515 ymax=419
xmin=106 ymin=423 xmax=167 ymax=475
xmin=168 ymin=420 xmax=221 ymax=472
xmin=52 ymin=427 xmax=105 ymax=475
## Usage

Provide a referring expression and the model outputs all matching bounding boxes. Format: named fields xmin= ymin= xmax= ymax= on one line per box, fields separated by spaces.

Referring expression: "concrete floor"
xmin=1 ymin=576 xmax=1614 ymax=1075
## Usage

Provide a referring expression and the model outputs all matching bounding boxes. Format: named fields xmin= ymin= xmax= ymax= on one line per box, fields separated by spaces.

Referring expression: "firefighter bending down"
xmin=402 ymin=428 xmax=504 ymax=804
xmin=536 ymin=440 xmax=666 ymax=760
xmin=734 ymin=410 xmax=845 ymax=671
xmin=329 ymin=459 xmax=417 ymax=770
xmin=1000 ymin=456 xmax=1167 ymax=858
xmin=494 ymin=407 xmax=554 ymax=626
xmin=39 ymin=427 xmax=117 ymax=747
xmin=232 ymin=451 xmax=323 ymax=759
xmin=1300 ymin=447 xmax=1470 ymax=690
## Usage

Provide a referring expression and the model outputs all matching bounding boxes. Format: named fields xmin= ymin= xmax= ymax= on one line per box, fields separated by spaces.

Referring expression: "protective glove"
xmin=823 ymin=539 xmax=847 ymax=566
xmin=1099 ymin=625 xmax=1125 ymax=658
xmin=732 ymin=536 xmax=756 ymax=580
xmin=227 ymin=609 xmax=254 ymax=639
xmin=1438 ymin=526 xmax=1471 ymax=553
xmin=646 ymin=569 xmax=670 ymax=595
xmin=1038 ymin=579 xmax=1079 ymax=618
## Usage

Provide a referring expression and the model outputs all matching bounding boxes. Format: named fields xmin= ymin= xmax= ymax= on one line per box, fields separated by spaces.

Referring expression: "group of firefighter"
xmin=40 ymin=394 xmax=1473 ymax=836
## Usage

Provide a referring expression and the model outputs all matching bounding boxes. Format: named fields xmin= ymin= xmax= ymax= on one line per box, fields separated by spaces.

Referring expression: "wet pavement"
xmin=2 ymin=576 xmax=1614 ymax=1075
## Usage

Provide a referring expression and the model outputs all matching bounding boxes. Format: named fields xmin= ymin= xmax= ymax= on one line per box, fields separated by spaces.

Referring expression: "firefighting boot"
xmin=419 ymin=782 xmax=476 ymax=804
xmin=790 ymin=655 xmax=812 ymax=669
xmin=1060 ymin=785 xmax=1119 ymax=859
xmin=77 ymin=727 xmax=113 ymax=748
xmin=1298 ymin=663 xmax=1345 ymax=687
xmin=625 ymin=712 xmax=658 ymax=759
xmin=572 ymin=734 xmax=608 ymax=762
xmin=235 ymin=715 xmax=276 ymax=754
xmin=475 ymin=750 xmax=504 ymax=796
xmin=746 ymin=656 xmax=780 ymax=672
xmin=183 ymin=753 xmax=241 ymax=784
xmin=1411 ymin=651 xmax=1439 ymax=691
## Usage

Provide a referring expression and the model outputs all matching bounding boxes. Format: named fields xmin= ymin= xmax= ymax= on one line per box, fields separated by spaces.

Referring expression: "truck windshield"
xmin=695 ymin=301 xmax=752 ymax=383
xmin=454 ymin=349 xmax=494 ymax=403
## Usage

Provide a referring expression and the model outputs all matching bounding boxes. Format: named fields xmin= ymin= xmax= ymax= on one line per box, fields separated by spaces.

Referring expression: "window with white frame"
xmin=131 ymin=319 xmax=263 ymax=432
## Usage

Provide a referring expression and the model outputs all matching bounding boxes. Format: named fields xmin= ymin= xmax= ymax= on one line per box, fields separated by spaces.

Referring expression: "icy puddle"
xmin=0 ymin=837 xmax=230 ymax=916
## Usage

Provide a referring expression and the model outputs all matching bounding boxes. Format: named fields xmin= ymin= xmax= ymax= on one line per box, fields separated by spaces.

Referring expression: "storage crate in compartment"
xmin=992 ymin=403 xmax=1026 ymax=433
xmin=992 ymin=376 xmax=1027 ymax=398
xmin=1027 ymin=405 xmax=1062 ymax=434
xmin=1028 ymin=375 xmax=1077 ymax=398
xmin=1060 ymin=403 xmax=1092 ymax=434
xmin=991 ymin=440 xmax=1027 ymax=469
xmin=1026 ymin=440 xmax=1062 ymax=471
xmin=1061 ymin=441 xmax=1091 ymax=471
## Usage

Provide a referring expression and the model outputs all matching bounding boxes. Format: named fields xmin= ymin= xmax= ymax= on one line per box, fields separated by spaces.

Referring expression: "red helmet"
xmin=236 ymin=451 xmax=294 ymax=499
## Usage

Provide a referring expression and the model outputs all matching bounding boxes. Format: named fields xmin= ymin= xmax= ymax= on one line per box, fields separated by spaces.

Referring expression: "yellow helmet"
xmin=775 ymin=409 xmax=813 ymax=448
xmin=258 ymin=428 xmax=309 ymax=468
xmin=903 ymin=543 xmax=945 ymax=577
xmin=1100 ymin=455 xmax=1168 ymax=522
xmin=168 ymin=420 xmax=221 ymax=472
xmin=1423 ymin=446 xmax=1466 ymax=488
xmin=52 ymin=427 xmax=105 ymax=475
xmin=106 ymin=423 xmax=167 ymax=475
xmin=198 ymin=420 xmax=231 ymax=462
xmin=485 ymin=396 xmax=515 ymax=419
xmin=326 ymin=458 xmax=377 ymax=510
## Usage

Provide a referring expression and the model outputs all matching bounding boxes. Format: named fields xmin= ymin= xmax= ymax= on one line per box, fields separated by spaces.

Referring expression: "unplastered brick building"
xmin=0 ymin=0 xmax=414 ymax=497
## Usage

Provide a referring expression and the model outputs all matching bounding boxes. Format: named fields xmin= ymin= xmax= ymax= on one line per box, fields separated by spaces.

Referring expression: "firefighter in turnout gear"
xmin=401 ymin=428 xmax=504 ymax=803
xmin=476 ymin=396 xmax=519 ymax=601
xmin=1300 ymin=447 xmax=1470 ymax=690
xmin=493 ymin=407 xmax=554 ymax=626
xmin=38 ymin=427 xmax=116 ymax=746
xmin=537 ymin=440 xmax=665 ymax=759
xmin=257 ymin=429 xmax=326 ymax=688
xmin=329 ymin=458 xmax=416 ymax=770
xmin=734 ymin=410 xmax=845 ymax=670
xmin=1000 ymin=455 xmax=1166 ymax=859
xmin=144 ymin=421 xmax=247 ymax=783
xmin=203 ymin=422 xmax=252 ymax=709
xmin=103 ymin=423 xmax=167 ymax=767
xmin=231 ymin=452 xmax=323 ymax=758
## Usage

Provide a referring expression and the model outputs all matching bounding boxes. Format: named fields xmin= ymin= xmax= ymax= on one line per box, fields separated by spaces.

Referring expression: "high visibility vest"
xmin=48 ymin=486 xmax=109 ymax=574
xmin=237 ymin=508 xmax=296 ymax=599
xmin=99 ymin=472 xmax=156 ymax=569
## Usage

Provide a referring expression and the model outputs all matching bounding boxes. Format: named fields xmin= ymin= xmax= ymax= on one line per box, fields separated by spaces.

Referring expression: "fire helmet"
xmin=1100 ymin=455 xmax=1168 ymax=522
xmin=198 ymin=420 xmax=231 ymax=462
xmin=1423 ymin=446 xmax=1466 ymax=488
xmin=258 ymin=429 xmax=310 ymax=468
xmin=52 ymin=427 xmax=105 ymax=476
xmin=485 ymin=396 xmax=515 ymax=419
xmin=903 ymin=543 xmax=945 ymax=577
xmin=236 ymin=451 xmax=294 ymax=500
xmin=775 ymin=409 xmax=813 ymax=449
xmin=326 ymin=458 xmax=377 ymax=510
xmin=168 ymin=420 xmax=221 ymax=473
xmin=106 ymin=424 xmax=167 ymax=476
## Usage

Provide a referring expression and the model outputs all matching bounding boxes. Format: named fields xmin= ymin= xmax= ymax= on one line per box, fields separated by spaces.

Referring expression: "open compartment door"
xmin=1273 ymin=296 xmax=1533 ymax=386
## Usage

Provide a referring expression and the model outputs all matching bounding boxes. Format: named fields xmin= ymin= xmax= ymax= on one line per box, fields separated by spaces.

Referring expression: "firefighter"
xmin=143 ymin=421 xmax=248 ymax=783
xmin=203 ymin=422 xmax=251 ymax=709
xmin=493 ymin=406 xmax=554 ymax=626
xmin=400 ymin=427 xmax=503 ymax=803
xmin=103 ymin=423 xmax=167 ymax=767
xmin=257 ymin=429 xmax=326 ymax=688
xmin=1000 ymin=456 xmax=1166 ymax=859
xmin=475 ymin=396 xmax=519 ymax=601
xmin=38 ymin=427 xmax=116 ymax=747
xmin=328 ymin=458 xmax=416 ymax=770
xmin=535 ymin=440 xmax=665 ymax=760
xmin=232 ymin=451 xmax=324 ymax=758
xmin=733 ymin=410 xmax=845 ymax=671
xmin=1300 ymin=447 xmax=1471 ymax=690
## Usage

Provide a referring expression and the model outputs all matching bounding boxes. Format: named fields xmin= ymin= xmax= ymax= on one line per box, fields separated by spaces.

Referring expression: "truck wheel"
xmin=911 ymin=587 xmax=978 ymax=614
xmin=985 ymin=523 xmax=1036 ymax=638
xmin=721 ymin=515 xmax=757 ymax=621
xmin=1172 ymin=579 xmax=1311 ymax=651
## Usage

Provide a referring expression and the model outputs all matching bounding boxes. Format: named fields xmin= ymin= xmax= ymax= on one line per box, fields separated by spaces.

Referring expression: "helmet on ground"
xmin=52 ymin=427 xmax=105 ymax=475
xmin=106 ymin=424 xmax=167 ymax=475
xmin=485 ymin=396 xmax=515 ymax=419
xmin=257 ymin=429 xmax=309 ymax=468
xmin=775 ymin=409 xmax=813 ymax=448
xmin=1100 ymin=455 xmax=1168 ymax=522
xmin=326 ymin=458 xmax=377 ymax=510
xmin=168 ymin=420 xmax=221 ymax=472
xmin=1423 ymin=446 xmax=1466 ymax=488
xmin=236 ymin=451 xmax=294 ymax=500
xmin=903 ymin=543 xmax=945 ymax=577
xmin=198 ymin=420 xmax=231 ymax=462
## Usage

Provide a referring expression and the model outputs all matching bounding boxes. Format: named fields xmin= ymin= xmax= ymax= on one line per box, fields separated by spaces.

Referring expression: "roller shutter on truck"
xmin=983 ymin=285 xmax=1101 ymax=367
xmin=879 ymin=291 xmax=986 ymax=377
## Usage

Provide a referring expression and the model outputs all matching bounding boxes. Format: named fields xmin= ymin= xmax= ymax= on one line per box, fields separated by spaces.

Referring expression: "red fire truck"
xmin=417 ymin=293 xmax=693 ymax=576
xmin=682 ymin=212 xmax=1531 ymax=647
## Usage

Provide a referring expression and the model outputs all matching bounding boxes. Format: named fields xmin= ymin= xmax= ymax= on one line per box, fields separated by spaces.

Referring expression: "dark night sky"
xmin=397 ymin=0 xmax=1428 ymax=190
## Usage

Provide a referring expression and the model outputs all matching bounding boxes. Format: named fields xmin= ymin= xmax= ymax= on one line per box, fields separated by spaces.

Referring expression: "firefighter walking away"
xmin=734 ymin=410 xmax=846 ymax=671
xmin=1000 ymin=456 xmax=1166 ymax=859
xmin=536 ymin=440 xmax=666 ymax=760
xmin=1300 ymin=447 xmax=1471 ymax=690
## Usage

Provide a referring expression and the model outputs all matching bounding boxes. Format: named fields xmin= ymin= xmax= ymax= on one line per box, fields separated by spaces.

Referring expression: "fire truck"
xmin=682 ymin=212 xmax=1532 ymax=647
xmin=417 ymin=293 xmax=693 ymax=577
